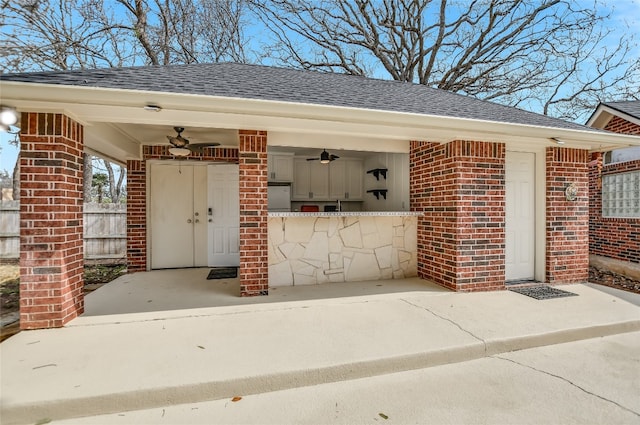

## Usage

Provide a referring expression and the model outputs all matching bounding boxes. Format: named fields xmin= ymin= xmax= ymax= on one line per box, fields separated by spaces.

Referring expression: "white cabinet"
xmin=267 ymin=154 xmax=293 ymax=182
xmin=329 ymin=159 xmax=363 ymax=200
xmin=292 ymin=158 xmax=329 ymax=200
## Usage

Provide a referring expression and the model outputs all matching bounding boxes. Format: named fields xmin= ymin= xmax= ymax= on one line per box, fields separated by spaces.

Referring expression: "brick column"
xmin=238 ymin=130 xmax=268 ymax=296
xmin=410 ymin=140 xmax=505 ymax=291
xmin=546 ymin=147 xmax=589 ymax=283
xmin=126 ymin=160 xmax=146 ymax=272
xmin=19 ymin=113 xmax=84 ymax=329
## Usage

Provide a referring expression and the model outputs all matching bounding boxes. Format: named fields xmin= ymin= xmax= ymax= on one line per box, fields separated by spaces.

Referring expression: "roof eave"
xmin=2 ymin=81 xmax=639 ymax=152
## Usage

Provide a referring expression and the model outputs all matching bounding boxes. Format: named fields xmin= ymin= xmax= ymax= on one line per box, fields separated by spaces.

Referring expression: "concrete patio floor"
xmin=2 ymin=277 xmax=639 ymax=424
xmin=83 ymin=269 xmax=449 ymax=316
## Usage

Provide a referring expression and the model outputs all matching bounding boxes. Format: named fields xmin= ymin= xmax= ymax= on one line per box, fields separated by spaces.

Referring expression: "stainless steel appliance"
xmin=267 ymin=184 xmax=291 ymax=211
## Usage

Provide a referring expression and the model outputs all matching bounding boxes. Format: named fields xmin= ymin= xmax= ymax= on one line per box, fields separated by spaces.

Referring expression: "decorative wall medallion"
xmin=565 ymin=183 xmax=578 ymax=201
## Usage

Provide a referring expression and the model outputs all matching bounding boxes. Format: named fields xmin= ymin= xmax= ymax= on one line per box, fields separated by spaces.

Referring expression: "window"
xmin=602 ymin=171 xmax=640 ymax=218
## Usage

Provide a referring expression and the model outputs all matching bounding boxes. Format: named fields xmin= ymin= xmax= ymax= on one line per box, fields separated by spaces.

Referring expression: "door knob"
xmin=187 ymin=219 xmax=192 ymax=223
xmin=195 ymin=219 xmax=200 ymax=223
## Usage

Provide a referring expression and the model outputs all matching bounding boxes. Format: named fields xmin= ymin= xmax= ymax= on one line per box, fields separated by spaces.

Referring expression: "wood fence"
xmin=0 ymin=201 xmax=126 ymax=261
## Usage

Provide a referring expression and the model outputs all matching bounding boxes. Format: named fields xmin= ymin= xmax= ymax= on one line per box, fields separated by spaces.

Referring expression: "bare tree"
xmin=1 ymin=0 xmax=249 ymax=70
xmin=1 ymin=0 xmax=249 ymax=201
xmin=250 ymin=0 xmax=639 ymax=120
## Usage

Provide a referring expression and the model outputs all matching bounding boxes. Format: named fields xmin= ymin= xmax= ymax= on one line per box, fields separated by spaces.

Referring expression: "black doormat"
xmin=206 ymin=267 xmax=238 ymax=280
xmin=509 ymin=285 xmax=578 ymax=300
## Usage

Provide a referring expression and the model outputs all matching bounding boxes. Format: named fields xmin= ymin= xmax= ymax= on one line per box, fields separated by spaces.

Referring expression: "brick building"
xmin=586 ymin=101 xmax=640 ymax=270
xmin=1 ymin=63 xmax=639 ymax=329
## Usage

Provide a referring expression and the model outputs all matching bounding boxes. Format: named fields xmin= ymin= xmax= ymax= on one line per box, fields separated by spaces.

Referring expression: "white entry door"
xmin=505 ymin=152 xmax=536 ymax=281
xmin=150 ymin=163 xmax=208 ymax=269
xmin=207 ymin=164 xmax=240 ymax=266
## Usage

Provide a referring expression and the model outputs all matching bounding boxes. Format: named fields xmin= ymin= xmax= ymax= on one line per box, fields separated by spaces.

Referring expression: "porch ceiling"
xmin=3 ymin=81 xmax=640 ymax=163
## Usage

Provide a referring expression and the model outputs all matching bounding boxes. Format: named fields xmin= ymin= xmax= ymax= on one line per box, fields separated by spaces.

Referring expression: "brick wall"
xmin=546 ymin=147 xmax=590 ymax=283
xmin=603 ymin=116 xmax=640 ymax=135
xmin=126 ymin=146 xmax=239 ymax=272
xmin=19 ymin=113 xmax=84 ymax=329
xmin=126 ymin=159 xmax=146 ymax=272
xmin=410 ymin=140 xmax=505 ymax=291
xmin=238 ymin=130 xmax=269 ymax=296
xmin=588 ymin=116 xmax=640 ymax=264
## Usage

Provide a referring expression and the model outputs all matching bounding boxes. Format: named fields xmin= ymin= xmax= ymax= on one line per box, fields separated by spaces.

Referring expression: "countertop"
xmin=268 ymin=211 xmax=422 ymax=217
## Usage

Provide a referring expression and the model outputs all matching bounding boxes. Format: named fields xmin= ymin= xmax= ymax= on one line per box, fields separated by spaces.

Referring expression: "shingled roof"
xmin=600 ymin=100 xmax=640 ymax=121
xmin=1 ymin=62 xmax=598 ymax=132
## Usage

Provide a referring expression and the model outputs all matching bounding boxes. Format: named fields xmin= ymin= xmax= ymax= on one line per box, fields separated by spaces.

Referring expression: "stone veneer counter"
xmin=268 ymin=212 xmax=419 ymax=286
xmin=269 ymin=211 xmax=421 ymax=217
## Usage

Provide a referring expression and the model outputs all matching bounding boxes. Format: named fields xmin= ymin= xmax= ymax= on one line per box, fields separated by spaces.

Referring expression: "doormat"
xmin=509 ymin=285 xmax=578 ymax=300
xmin=206 ymin=267 xmax=238 ymax=280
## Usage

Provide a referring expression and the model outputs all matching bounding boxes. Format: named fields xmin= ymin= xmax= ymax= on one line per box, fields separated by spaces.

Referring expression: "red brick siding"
xmin=410 ymin=140 xmax=505 ymax=292
xmin=546 ymin=147 xmax=589 ymax=283
xmin=603 ymin=116 xmax=640 ymax=135
xmin=588 ymin=116 xmax=640 ymax=264
xmin=19 ymin=113 xmax=84 ymax=329
xmin=589 ymin=155 xmax=640 ymax=264
xmin=238 ymin=130 xmax=269 ymax=296
xmin=125 ymin=146 xmax=239 ymax=272
xmin=126 ymin=160 xmax=147 ymax=272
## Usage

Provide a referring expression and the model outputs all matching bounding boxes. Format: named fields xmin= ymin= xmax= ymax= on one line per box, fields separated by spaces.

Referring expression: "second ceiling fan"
xmin=307 ymin=149 xmax=339 ymax=164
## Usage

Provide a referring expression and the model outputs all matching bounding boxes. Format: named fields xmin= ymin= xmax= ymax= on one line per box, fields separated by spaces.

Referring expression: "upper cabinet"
xmin=267 ymin=153 xmax=294 ymax=182
xmin=292 ymin=158 xmax=329 ymax=200
xmin=294 ymin=157 xmax=363 ymax=201
xmin=329 ymin=159 xmax=363 ymax=200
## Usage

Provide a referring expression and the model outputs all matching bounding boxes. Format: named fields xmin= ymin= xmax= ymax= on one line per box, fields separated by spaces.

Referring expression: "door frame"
xmin=505 ymin=147 xmax=546 ymax=283
xmin=147 ymin=160 xmax=237 ymax=270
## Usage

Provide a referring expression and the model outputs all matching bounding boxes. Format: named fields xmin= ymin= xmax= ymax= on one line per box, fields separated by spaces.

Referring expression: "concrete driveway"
xmin=1 ymin=277 xmax=639 ymax=425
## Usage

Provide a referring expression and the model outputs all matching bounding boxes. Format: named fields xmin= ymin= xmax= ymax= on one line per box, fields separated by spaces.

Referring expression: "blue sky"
xmin=1 ymin=0 xmax=639 ymax=174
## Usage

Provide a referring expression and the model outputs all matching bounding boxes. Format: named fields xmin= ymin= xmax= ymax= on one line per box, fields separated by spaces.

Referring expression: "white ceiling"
xmin=112 ymin=123 xmax=239 ymax=147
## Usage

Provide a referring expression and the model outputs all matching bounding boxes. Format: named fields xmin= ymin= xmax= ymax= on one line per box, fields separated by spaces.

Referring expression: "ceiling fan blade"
xmin=188 ymin=142 xmax=221 ymax=153
xmin=330 ymin=155 xmax=340 ymax=160
xmin=306 ymin=157 xmax=320 ymax=161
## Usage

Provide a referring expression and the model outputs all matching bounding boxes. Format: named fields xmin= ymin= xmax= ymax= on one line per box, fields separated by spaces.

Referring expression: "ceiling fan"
xmin=167 ymin=127 xmax=220 ymax=156
xmin=307 ymin=149 xmax=339 ymax=164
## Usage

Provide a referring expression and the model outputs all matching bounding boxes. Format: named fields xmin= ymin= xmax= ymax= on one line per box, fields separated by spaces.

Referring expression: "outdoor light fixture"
xmin=319 ymin=150 xmax=331 ymax=164
xmin=168 ymin=147 xmax=191 ymax=157
xmin=144 ymin=104 xmax=162 ymax=112
xmin=0 ymin=106 xmax=18 ymax=132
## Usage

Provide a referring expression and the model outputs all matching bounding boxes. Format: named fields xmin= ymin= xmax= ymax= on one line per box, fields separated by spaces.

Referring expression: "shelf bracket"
xmin=366 ymin=168 xmax=388 ymax=180
xmin=366 ymin=189 xmax=388 ymax=200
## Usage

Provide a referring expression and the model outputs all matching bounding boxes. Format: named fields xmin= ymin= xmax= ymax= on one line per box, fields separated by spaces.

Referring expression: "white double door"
xmin=150 ymin=163 xmax=239 ymax=269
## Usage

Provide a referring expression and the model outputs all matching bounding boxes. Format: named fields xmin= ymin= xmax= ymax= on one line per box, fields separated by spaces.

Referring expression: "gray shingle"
xmin=1 ymin=62 xmax=598 ymax=132
xmin=602 ymin=100 xmax=640 ymax=121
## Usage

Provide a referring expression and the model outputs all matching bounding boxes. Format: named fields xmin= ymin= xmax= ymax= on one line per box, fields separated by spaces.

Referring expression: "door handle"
xmin=187 ymin=219 xmax=193 ymax=223
xmin=195 ymin=219 xmax=200 ymax=223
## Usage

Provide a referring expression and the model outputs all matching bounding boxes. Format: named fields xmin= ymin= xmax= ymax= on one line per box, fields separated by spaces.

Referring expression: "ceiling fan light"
xmin=320 ymin=150 xmax=330 ymax=164
xmin=169 ymin=147 xmax=191 ymax=157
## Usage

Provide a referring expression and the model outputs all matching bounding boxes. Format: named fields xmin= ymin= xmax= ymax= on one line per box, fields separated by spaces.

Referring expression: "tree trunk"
xmin=11 ymin=152 xmax=20 ymax=201
xmin=83 ymin=154 xmax=93 ymax=202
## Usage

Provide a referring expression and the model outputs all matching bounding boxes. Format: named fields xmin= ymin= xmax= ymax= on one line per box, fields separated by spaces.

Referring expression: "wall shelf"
xmin=367 ymin=189 xmax=388 ymax=200
xmin=366 ymin=168 xmax=388 ymax=180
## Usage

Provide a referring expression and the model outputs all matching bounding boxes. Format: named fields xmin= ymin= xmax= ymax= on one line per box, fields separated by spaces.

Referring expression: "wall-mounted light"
xmin=144 ymin=104 xmax=162 ymax=112
xmin=565 ymin=183 xmax=578 ymax=201
xmin=0 ymin=106 xmax=18 ymax=132
xmin=550 ymin=137 xmax=565 ymax=145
